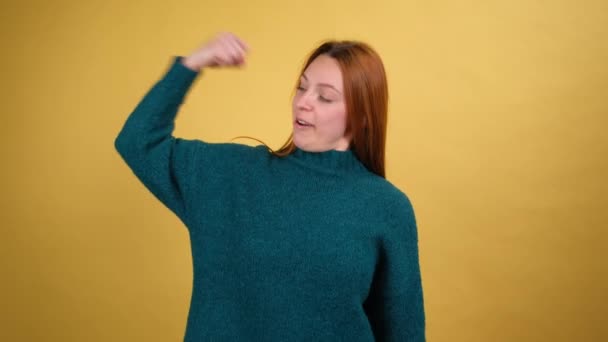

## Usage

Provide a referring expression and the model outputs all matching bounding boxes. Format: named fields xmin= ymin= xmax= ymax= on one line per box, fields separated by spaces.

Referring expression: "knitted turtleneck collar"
xmin=288 ymin=146 xmax=369 ymax=175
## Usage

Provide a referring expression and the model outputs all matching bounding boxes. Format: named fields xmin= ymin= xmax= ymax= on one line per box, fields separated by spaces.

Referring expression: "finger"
xmin=224 ymin=32 xmax=249 ymax=52
xmin=221 ymin=38 xmax=245 ymax=65
xmin=237 ymin=37 xmax=250 ymax=52
xmin=211 ymin=38 xmax=231 ymax=64
xmin=226 ymin=39 xmax=246 ymax=64
xmin=216 ymin=51 xmax=233 ymax=66
xmin=232 ymin=34 xmax=250 ymax=52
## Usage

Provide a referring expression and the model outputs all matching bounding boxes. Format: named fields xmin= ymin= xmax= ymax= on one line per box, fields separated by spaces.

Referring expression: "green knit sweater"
xmin=114 ymin=56 xmax=425 ymax=341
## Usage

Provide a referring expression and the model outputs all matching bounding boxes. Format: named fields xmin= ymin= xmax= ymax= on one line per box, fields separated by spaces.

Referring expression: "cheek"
xmin=319 ymin=107 xmax=347 ymax=132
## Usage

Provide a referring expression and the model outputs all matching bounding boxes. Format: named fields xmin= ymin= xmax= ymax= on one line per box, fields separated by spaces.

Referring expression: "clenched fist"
xmin=182 ymin=32 xmax=250 ymax=71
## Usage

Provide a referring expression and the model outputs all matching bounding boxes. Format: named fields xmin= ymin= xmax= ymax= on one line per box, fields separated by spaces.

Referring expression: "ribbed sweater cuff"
xmin=161 ymin=56 xmax=201 ymax=89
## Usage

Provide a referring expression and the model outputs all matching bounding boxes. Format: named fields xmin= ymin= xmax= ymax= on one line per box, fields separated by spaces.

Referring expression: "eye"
xmin=319 ymin=95 xmax=332 ymax=103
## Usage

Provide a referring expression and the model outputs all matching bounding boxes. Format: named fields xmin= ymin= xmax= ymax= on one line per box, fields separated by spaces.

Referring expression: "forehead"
xmin=301 ymin=55 xmax=343 ymax=91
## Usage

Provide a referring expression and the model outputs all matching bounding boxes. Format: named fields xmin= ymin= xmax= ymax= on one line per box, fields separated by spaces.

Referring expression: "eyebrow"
xmin=301 ymin=74 xmax=342 ymax=94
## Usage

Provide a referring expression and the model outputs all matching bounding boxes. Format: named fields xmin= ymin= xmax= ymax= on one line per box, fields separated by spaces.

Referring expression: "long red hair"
xmin=234 ymin=40 xmax=389 ymax=178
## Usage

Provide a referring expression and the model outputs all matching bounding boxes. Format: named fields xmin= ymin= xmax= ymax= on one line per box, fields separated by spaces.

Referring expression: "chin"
xmin=293 ymin=137 xmax=313 ymax=151
xmin=292 ymin=137 xmax=306 ymax=149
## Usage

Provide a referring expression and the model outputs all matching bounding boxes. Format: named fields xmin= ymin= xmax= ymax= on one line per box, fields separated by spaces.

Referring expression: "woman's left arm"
xmin=364 ymin=195 xmax=426 ymax=342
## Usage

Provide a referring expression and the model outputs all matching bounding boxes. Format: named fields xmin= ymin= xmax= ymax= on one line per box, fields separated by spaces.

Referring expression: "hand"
xmin=182 ymin=32 xmax=250 ymax=71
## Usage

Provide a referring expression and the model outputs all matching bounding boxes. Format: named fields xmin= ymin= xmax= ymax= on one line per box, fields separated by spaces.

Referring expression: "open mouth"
xmin=295 ymin=119 xmax=314 ymax=128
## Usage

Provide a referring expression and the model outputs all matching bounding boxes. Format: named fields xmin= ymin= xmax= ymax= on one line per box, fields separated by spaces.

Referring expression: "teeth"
xmin=297 ymin=119 xmax=310 ymax=125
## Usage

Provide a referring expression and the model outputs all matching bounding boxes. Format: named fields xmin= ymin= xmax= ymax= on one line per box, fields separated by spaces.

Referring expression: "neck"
xmin=287 ymin=146 xmax=368 ymax=175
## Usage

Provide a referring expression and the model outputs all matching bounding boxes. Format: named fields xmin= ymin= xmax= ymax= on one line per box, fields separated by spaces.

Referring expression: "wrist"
xmin=181 ymin=57 xmax=202 ymax=72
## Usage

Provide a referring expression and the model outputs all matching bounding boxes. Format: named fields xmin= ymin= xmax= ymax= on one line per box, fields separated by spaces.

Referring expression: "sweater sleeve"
xmin=114 ymin=56 xmax=202 ymax=224
xmin=364 ymin=195 xmax=426 ymax=342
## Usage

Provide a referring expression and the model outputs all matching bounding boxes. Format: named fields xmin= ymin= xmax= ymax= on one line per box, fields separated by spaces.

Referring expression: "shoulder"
xmin=354 ymin=174 xmax=418 ymax=239
xmin=192 ymin=140 xmax=268 ymax=162
xmin=193 ymin=140 xmax=260 ymax=153
xmin=355 ymin=173 xmax=414 ymax=212
xmin=183 ymin=141 xmax=271 ymax=177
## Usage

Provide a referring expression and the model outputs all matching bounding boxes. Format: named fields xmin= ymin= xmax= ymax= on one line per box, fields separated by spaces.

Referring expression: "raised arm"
xmin=114 ymin=32 xmax=250 ymax=224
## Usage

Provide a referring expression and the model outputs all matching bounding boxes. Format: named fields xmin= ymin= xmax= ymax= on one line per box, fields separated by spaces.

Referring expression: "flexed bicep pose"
xmin=115 ymin=32 xmax=426 ymax=342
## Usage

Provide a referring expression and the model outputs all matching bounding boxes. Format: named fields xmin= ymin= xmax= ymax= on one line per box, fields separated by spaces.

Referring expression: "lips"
xmin=295 ymin=117 xmax=314 ymax=127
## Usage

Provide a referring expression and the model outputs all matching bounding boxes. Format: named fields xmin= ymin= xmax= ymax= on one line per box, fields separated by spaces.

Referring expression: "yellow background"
xmin=2 ymin=0 xmax=606 ymax=341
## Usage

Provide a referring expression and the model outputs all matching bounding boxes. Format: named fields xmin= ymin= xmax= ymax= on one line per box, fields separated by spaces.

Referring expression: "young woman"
xmin=115 ymin=32 xmax=426 ymax=341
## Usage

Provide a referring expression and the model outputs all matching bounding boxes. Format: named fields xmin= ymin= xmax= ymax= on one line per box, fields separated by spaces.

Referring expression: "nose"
xmin=295 ymin=90 xmax=313 ymax=111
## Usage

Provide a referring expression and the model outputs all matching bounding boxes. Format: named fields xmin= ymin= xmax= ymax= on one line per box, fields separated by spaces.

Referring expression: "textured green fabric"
xmin=115 ymin=56 xmax=425 ymax=341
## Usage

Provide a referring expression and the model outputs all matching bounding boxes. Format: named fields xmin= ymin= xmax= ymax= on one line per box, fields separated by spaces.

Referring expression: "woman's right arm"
xmin=114 ymin=32 xmax=249 ymax=223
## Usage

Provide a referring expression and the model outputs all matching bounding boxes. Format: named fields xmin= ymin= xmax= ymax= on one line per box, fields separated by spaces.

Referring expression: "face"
xmin=292 ymin=54 xmax=351 ymax=152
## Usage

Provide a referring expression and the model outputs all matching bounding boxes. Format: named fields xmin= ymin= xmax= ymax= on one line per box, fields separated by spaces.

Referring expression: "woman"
xmin=115 ymin=32 xmax=426 ymax=341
